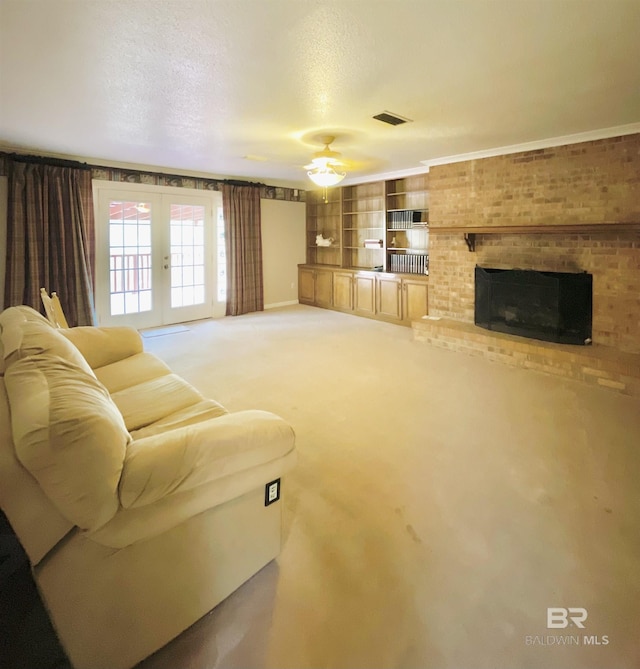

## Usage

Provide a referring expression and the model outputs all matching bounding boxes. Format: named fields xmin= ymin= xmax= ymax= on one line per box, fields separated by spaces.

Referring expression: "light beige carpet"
xmin=138 ymin=304 xmax=640 ymax=669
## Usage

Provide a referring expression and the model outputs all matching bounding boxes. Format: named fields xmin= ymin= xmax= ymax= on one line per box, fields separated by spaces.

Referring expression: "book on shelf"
xmin=388 ymin=253 xmax=429 ymax=274
xmin=364 ymin=239 xmax=383 ymax=248
xmin=388 ymin=210 xmax=428 ymax=229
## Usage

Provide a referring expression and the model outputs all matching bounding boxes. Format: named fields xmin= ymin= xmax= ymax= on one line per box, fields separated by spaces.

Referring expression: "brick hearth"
xmin=413 ymin=316 xmax=640 ymax=398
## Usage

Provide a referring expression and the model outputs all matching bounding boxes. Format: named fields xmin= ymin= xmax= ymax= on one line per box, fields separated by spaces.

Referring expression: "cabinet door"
xmin=377 ymin=275 xmax=402 ymax=322
xmin=354 ymin=273 xmax=376 ymax=315
xmin=333 ymin=271 xmax=354 ymax=311
xmin=314 ymin=269 xmax=333 ymax=308
xmin=402 ymin=278 xmax=429 ymax=323
xmin=299 ymin=268 xmax=316 ymax=304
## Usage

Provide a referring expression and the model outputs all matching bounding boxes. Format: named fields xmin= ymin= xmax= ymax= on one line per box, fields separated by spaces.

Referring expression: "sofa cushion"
xmin=94 ymin=352 xmax=172 ymax=394
xmin=0 ymin=306 xmax=53 ymax=374
xmin=1 ymin=318 xmax=95 ymax=377
xmin=0 ymin=305 xmax=51 ymax=329
xmin=130 ymin=399 xmax=228 ymax=440
xmin=4 ymin=355 xmax=130 ymax=531
xmin=110 ymin=373 xmax=204 ymax=432
xmin=60 ymin=326 xmax=144 ymax=370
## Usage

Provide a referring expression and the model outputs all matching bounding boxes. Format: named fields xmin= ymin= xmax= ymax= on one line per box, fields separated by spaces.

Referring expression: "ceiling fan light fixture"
xmin=307 ymin=165 xmax=346 ymax=187
xmin=306 ymin=135 xmax=347 ymax=198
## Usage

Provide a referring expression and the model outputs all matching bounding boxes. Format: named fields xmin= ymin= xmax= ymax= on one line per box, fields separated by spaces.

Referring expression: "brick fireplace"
xmin=414 ymin=133 xmax=640 ymax=396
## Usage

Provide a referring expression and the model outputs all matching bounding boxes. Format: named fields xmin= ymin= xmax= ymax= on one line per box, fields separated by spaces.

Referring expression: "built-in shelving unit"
xmin=341 ymin=182 xmax=385 ymax=270
xmin=305 ymin=174 xmax=430 ymax=276
xmin=305 ymin=188 xmax=341 ymax=266
xmin=385 ymin=174 xmax=430 ymax=275
xmin=302 ymin=175 xmax=430 ymax=326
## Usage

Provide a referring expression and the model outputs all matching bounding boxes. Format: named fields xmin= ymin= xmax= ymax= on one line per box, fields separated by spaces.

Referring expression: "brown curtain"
xmin=222 ymin=183 xmax=264 ymax=316
xmin=4 ymin=157 xmax=96 ymax=326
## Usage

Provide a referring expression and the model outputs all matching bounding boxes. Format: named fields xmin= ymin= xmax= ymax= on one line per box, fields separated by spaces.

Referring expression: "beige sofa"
xmin=0 ymin=305 xmax=296 ymax=669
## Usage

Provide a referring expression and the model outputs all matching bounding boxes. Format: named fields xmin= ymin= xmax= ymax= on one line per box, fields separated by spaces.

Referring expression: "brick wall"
xmin=429 ymin=133 xmax=640 ymax=228
xmin=427 ymin=134 xmax=640 ymax=354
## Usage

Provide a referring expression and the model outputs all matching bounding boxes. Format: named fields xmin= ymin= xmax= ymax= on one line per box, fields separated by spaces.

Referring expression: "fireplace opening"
xmin=474 ymin=266 xmax=592 ymax=345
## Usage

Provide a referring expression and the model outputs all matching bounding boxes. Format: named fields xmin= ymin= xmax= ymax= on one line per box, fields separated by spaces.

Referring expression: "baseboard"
xmin=264 ymin=300 xmax=298 ymax=310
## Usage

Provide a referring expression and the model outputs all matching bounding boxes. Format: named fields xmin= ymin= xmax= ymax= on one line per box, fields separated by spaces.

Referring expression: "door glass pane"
xmin=170 ymin=204 xmax=206 ymax=308
xmin=108 ymin=201 xmax=152 ymax=315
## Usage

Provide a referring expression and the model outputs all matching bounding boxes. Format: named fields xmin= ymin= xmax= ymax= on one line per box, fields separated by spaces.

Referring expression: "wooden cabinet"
xmin=298 ymin=266 xmax=333 ymax=308
xmin=376 ymin=274 xmax=429 ymax=324
xmin=298 ymin=267 xmax=315 ymax=303
xmin=299 ymin=265 xmax=428 ymax=326
xmin=333 ymin=270 xmax=354 ymax=311
xmin=314 ymin=269 xmax=333 ymax=308
xmin=353 ymin=273 xmax=376 ymax=316
xmin=376 ymin=274 xmax=403 ymax=322
xmin=401 ymin=276 xmax=429 ymax=323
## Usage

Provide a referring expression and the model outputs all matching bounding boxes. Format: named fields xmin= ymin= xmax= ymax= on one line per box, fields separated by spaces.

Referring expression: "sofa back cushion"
xmin=4 ymin=355 xmax=131 ymax=531
xmin=0 ymin=311 xmax=95 ymax=378
xmin=0 ymin=305 xmax=50 ymax=327
xmin=0 ymin=306 xmax=52 ymax=375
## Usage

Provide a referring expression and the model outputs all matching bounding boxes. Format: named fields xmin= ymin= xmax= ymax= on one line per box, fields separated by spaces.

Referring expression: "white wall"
xmin=261 ymin=199 xmax=306 ymax=308
xmin=0 ymin=176 xmax=7 ymax=309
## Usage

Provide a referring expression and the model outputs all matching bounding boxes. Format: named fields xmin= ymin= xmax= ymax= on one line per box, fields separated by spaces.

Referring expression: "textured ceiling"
xmin=1 ymin=0 xmax=639 ymax=188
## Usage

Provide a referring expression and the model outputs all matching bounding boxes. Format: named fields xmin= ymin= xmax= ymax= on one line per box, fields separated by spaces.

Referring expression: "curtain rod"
xmin=221 ymin=178 xmax=266 ymax=187
xmin=1 ymin=151 xmax=268 ymax=188
xmin=6 ymin=152 xmax=90 ymax=170
xmin=87 ymin=164 xmax=266 ymax=188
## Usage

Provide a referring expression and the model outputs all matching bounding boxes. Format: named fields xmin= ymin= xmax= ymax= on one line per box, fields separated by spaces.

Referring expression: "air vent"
xmin=373 ymin=111 xmax=412 ymax=126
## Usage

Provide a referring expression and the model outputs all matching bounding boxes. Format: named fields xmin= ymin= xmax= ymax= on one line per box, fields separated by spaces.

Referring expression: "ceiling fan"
xmin=305 ymin=135 xmax=347 ymax=201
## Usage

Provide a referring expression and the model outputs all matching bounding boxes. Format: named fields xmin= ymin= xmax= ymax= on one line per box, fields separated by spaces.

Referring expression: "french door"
xmin=94 ymin=182 xmax=224 ymax=328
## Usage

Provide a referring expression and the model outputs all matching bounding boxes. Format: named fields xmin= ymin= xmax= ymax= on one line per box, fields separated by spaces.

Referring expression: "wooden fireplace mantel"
xmin=429 ymin=222 xmax=640 ymax=251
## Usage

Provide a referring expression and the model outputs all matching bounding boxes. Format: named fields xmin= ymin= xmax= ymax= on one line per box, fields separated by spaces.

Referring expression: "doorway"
xmin=94 ymin=182 xmax=224 ymax=327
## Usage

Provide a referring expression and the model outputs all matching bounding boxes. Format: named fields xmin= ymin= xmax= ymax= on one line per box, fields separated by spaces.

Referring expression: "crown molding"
xmin=341 ymin=163 xmax=430 ymax=186
xmin=340 ymin=123 xmax=640 ymax=186
xmin=419 ymin=123 xmax=640 ymax=168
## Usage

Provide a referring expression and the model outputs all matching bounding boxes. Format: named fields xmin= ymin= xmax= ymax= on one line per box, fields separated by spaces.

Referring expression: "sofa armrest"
xmin=61 ymin=327 xmax=144 ymax=369
xmin=119 ymin=410 xmax=295 ymax=509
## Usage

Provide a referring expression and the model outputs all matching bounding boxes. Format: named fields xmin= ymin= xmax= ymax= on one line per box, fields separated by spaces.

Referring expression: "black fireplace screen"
xmin=474 ymin=266 xmax=593 ymax=345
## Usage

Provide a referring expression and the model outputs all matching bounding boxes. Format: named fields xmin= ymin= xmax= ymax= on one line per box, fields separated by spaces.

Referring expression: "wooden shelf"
xmin=430 ymin=222 xmax=640 ymax=252
xmin=430 ymin=223 xmax=640 ymax=234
